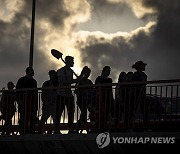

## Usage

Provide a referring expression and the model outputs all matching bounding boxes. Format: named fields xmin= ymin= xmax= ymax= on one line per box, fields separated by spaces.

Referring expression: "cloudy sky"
xmin=0 ymin=0 xmax=180 ymax=88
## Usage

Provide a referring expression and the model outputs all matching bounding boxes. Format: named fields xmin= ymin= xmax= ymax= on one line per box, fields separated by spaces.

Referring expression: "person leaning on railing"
xmin=0 ymin=82 xmax=16 ymax=135
xmin=74 ymin=66 xmax=94 ymax=133
xmin=115 ymin=72 xmax=127 ymax=127
xmin=39 ymin=70 xmax=59 ymax=134
xmin=16 ymin=67 xmax=38 ymax=134
xmin=95 ymin=66 xmax=114 ymax=131
xmin=123 ymin=71 xmax=134 ymax=129
xmin=132 ymin=61 xmax=148 ymax=129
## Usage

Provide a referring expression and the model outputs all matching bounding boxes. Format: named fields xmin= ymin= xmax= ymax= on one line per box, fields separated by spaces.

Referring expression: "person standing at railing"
xmin=95 ymin=66 xmax=114 ymax=131
xmin=75 ymin=66 xmax=94 ymax=133
xmin=115 ymin=72 xmax=127 ymax=127
xmin=57 ymin=56 xmax=79 ymax=134
xmin=39 ymin=70 xmax=59 ymax=134
xmin=16 ymin=67 xmax=38 ymax=134
xmin=124 ymin=71 xmax=134 ymax=129
xmin=132 ymin=61 xmax=148 ymax=129
xmin=0 ymin=82 xmax=16 ymax=135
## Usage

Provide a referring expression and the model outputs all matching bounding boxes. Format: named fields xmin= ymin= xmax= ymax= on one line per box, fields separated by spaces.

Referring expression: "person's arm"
xmin=0 ymin=91 xmax=6 ymax=114
xmin=41 ymin=82 xmax=47 ymax=103
xmin=16 ymin=78 xmax=22 ymax=89
xmin=34 ymin=80 xmax=38 ymax=88
xmin=0 ymin=92 xmax=4 ymax=112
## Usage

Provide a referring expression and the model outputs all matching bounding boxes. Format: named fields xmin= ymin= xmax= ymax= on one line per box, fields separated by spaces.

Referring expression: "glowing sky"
xmin=0 ymin=0 xmax=180 ymax=88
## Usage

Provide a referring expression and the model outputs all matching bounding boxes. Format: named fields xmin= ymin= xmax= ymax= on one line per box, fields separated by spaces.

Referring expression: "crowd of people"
xmin=0 ymin=55 xmax=148 ymax=135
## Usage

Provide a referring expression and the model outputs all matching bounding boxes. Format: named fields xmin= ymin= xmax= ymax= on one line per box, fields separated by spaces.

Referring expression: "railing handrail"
xmin=0 ymin=79 xmax=180 ymax=93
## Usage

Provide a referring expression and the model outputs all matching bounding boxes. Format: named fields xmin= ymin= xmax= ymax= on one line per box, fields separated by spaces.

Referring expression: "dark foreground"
xmin=0 ymin=132 xmax=180 ymax=154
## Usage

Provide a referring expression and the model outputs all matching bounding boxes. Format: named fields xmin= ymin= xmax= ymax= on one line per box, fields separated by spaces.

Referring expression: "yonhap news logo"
xmin=96 ymin=132 xmax=110 ymax=149
xmin=96 ymin=132 xmax=175 ymax=149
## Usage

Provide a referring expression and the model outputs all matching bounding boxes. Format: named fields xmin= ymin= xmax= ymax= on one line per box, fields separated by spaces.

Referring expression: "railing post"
xmin=98 ymin=86 xmax=104 ymax=131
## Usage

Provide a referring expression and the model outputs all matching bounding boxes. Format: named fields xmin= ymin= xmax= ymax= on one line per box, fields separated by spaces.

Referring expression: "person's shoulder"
xmin=142 ymin=72 xmax=147 ymax=76
xmin=133 ymin=72 xmax=139 ymax=78
xmin=17 ymin=76 xmax=26 ymax=82
xmin=87 ymin=79 xmax=93 ymax=84
xmin=19 ymin=76 xmax=26 ymax=80
xmin=133 ymin=71 xmax=138 ymax=75
xmin=57 ymin=67 xmax=64 ymax=72
xmin=142 ymin=72 xmax=147 ymax=80
xmin=16 ymin=76 xmax=26 ymax=88
xmin=57 ymin=67 xmax=65 ymax=75
xmin=95 ymin=76 xmax=101 ymax=83
xmin=107 ymin=78 xmax=112 ymax=83
xmin=32 ymin=77 xmax=37 ymax=81
xmin=95 ymin=76 xmax=101 ymax=80
xmin=83 ymin=78 xmax=93 ymax=85
xmin=42 ymin=80 xmax=50 ymax=87
xmin=31 ymin=77 xmax=37 ymax=84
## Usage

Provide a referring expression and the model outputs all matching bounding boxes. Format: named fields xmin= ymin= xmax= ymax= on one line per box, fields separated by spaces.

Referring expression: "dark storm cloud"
xmin=143 ymin=0 xmax=180 ymax=48
xmin=0 ymin=0 xmax=69 ymax=88
xmin=76 ymin=25 xmax=154 ymax=82
xmin=142 ymin=0 xmax=180 ymax=79
xmin=76 ymin=0 xmax=180 ymax=82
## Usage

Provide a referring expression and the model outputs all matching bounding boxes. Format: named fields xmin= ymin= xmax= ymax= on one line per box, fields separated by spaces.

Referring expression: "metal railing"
xmin=0 ymin=79 xmax=180 ymax=135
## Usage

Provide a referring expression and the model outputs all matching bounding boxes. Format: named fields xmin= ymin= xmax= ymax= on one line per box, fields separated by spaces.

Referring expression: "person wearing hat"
xmin=0 ymin=82 xmax=16 ymax=135
xmin=132 ymin=61 xmax=147 ymax=82
xmin=132 ymin=60 xmax=148 ymax=129
xmin=39 ymin=70 xmax=59 ymax=134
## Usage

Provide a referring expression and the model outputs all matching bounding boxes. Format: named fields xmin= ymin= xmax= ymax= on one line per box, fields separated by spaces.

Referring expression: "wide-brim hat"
xmin=132 ymin=61 xmax=147 ymax=69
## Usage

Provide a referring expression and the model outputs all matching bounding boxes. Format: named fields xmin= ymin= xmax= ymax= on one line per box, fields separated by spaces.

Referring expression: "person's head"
xmin=48 ymin=70 xmax=57 ymax=81
xmin=118 ymin=72 xmax=126 ymax=82
xmin=26 ymin=67 xmax=34 ymax=77
xmin=132 ymin=61 xmax=147 ymax=72
xmin=101 ymin=66 xmax=111 ymax=78
xmin=7 ymin=82 xmax=15 ymax=90
xmin=126 ymin=72 xmax=134 ymax=81
xmin=82 ymin=66 xmax=91 ymax=79
xmin=65 ymin=56 xmax=74 ymax=67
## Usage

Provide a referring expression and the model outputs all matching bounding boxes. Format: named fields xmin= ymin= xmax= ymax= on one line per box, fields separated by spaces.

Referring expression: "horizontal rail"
xmin=1 ymin=79 xmax=180 ymax=92
xmin=0 ymin=80 xmax=180 ymax=135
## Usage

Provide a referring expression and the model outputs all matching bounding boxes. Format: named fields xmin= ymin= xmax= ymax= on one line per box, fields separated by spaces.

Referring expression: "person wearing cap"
xmin=132 ymin=60 xmax=148 ymax=129
xmin=39 ymin=70 xmax=59 ymax=134
xmin=0 ymin=82 xmax=16 ymax=135
xmin=56 ymin=56 xmax=78 ymax=133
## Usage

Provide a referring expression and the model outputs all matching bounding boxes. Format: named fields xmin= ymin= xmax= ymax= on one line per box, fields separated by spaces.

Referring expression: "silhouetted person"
xmin=75 ymin=66 xmax=94 ymax=132
xmin=132 ymin=61 xmax=148 ymax=129
xmin=57 ymin=56 xmax=78 ymax=133
xmin=16 ymin=67 xmax=38 ymax=134
xmin=39 ymin=70 xmax=59 ymax=134
xmin=0 ymin=82 xmax=16 ymax=135
xmin=95 ymin=66 xmax=114 ymax=131
xmin=115 ymin=72 xmax=127 ymax=127
xmin=124 ymin=71 xmax=134 ymax=129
